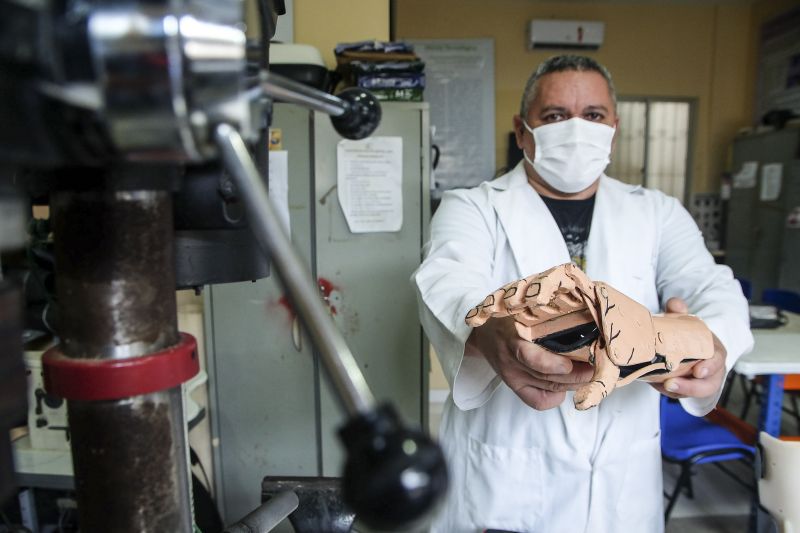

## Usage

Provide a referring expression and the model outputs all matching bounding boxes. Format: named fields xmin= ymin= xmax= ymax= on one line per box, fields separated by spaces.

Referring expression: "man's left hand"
xmin=650 ymin=297 xmax=728 ymax=399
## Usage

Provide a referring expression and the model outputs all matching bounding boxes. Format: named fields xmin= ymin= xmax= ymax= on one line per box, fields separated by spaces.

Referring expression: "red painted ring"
xmin=42 ymin=333 xmax=200 ymax=401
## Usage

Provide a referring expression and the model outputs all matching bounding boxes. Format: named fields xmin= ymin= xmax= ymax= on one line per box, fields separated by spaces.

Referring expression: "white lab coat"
xmin=413 ymin=163 xmax=753 ymax=533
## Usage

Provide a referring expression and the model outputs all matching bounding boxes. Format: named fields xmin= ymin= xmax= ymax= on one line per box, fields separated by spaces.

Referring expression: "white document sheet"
xmin=733 ymin=161 xmax=758 ymax=189
xmin=760 ymin=163 xmax=783 ymax=201
xmin=337 ymin=137 xmax=403 ymax=233
xmin=268 ymin=150 xmax=290 ymax=235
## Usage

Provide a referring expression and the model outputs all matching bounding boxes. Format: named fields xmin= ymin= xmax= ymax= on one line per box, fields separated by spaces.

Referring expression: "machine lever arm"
xmin=224 ymin=490 xmax=299 ymax=533
xmin=259 ymin=71 xmax=348 ymax=117
xmin=214 ymin=123 xmax=376 ymax=416
xmin=258 ymin=71 xmax=382 ymax=140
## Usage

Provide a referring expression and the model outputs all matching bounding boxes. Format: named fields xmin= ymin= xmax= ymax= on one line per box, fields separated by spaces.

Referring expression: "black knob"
xmin=338 ymin=404 xmax=448 ymax=531
xmin=44 ymin=393 xmax=63 ymax=410
xmin=330 ymin=89 xmax=382 ymax=140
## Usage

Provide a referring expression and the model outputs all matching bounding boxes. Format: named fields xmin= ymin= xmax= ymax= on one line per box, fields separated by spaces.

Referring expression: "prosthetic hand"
xmin=465 ymin=263 xmax=714 ymax=410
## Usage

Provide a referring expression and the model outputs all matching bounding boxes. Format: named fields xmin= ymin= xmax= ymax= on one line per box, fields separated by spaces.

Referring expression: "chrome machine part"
xmin=0 ymin=0 xmax=254 ymax=167
xmin=51 ymin=188 xmax=192 ymax=531
xmin=87 ymin=0 xmax=252 ymax=162
xmin=214 ymin=123 xmax=376 ymax=416
xmin=224 ymin=490 xmax=300 ymax=533
xmin=258 ymin=71 xmax=382 ymax=140
xmin=260 ymin=70 xmax=348 ymax=117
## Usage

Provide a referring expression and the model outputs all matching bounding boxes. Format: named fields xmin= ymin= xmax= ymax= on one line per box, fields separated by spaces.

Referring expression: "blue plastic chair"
xmin=737 ymin=278 xmax=753 ymax=301
xmin=762 ymin=288 xmax=800 ymax=314
xmin=660 ymin=397 xmax=756 ymax=521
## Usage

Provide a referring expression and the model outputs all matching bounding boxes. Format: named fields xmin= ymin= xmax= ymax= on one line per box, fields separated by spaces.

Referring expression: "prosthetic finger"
xmin=574 ymin=341 xmax=620 ymax=410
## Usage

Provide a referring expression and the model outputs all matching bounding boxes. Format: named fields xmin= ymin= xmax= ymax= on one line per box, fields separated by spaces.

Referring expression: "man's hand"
xmin=466 ymin=315 xmax=594 ymax=410
xmin=650 ymin=297 xmax=728 ymax=399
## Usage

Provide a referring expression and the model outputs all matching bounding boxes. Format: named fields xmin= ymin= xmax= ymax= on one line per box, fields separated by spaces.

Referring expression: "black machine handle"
xmin=259 ymin=71 xmax=382 ymax=140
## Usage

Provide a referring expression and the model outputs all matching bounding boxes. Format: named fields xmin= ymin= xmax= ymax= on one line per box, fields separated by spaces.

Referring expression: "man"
xmin=413 ymin=55 xmax=752 ymax=533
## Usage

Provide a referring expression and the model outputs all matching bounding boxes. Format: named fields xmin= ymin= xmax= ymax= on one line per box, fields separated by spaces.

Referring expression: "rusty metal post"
xmin=51 ymin=188 xmax=192 ymax=532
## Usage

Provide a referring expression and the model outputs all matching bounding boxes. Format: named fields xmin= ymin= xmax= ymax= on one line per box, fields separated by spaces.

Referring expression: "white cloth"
xmin=412 ymin=162 xmax=753 ymax=533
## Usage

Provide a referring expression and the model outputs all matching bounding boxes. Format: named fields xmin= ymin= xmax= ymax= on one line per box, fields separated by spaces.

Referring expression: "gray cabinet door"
xmin=206 ymin=102 xmax=431 ymax=521
xmin=206 ymin=104 xmax=317 ymax=523
xmin=727 ymin=128 xmax=800 ymax=298
xmin=311 ymin=103 xmax=431 ymax=474
xmin=779 ymin=161 xmax=800 ymax=292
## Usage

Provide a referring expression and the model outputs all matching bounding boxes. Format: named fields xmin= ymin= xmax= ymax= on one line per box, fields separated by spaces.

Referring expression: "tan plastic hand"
xmin=465 ymin=263 xmax=714 ymax=410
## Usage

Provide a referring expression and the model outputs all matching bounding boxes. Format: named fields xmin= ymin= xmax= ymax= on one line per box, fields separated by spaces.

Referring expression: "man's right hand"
xmin=466 ymin=316 xmax=594 ymax=410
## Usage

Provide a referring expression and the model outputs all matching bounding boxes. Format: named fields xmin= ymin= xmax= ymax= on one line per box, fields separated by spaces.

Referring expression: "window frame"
xmin=614 ymin=96 xmax=697 ymax=205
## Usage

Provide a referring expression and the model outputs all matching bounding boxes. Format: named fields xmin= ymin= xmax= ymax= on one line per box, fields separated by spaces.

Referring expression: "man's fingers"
xmin=665 ymin=297 xmax=689 ymax=315
xmin=691 ymin=356 xmax=722 ymax=379
xmin=658 ymin=377 xmax=693 ymax=398
xmin=514 ymin=342 xmax=572 ymax=374
xmin=650 ymin=382 xmax=681 ymax=399
xmin=504 ymin=365 xmax=571 ymax=408
xmin=514 ymin=385 xmax=566 ymax=411
xmin=505 ymin=368 xmax=584 ymax=393
xmin=654 ymin=345 xmax=728 ymax=400
xmin=527 ymin=361 xmax=595 ymax=384
xmin=688 ymin=337 xmax=725 ymax=380
xmin=660 ymin=366 xmax=725 ymax=399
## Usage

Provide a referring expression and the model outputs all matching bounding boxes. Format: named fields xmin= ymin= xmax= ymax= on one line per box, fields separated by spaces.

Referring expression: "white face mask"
xmin=522 ymin=117 xmax=615 ymax=193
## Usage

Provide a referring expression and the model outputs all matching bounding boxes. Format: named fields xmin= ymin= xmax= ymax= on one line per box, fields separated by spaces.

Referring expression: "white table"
xmin=734 ymin=312 xmax=800 ymax=436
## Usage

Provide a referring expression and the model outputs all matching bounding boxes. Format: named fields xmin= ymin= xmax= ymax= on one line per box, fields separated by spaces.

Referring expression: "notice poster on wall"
xmin=410 ymin=39 xmax=495 ymax=198
xmin=337 ymin=136 xmax=403 ymax=233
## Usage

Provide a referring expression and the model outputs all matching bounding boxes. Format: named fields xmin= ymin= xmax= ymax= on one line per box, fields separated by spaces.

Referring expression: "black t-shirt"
xmin=540 ymin=195 xmax=596 ymax=271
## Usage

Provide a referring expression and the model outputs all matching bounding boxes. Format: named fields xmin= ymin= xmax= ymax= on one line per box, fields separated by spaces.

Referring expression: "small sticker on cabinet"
xmin=787 ymin=207 xmax=800 ymax=229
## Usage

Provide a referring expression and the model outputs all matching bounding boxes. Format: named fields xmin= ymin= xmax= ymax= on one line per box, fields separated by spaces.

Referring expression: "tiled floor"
xmin=666 ymin=515 xmax=753 ymax=533
xmin=663 ymin=458 xmax=753 ymax=532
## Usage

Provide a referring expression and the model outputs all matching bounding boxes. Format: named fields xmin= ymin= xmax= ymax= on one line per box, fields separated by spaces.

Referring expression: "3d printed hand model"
xmin=465 ymin=263 xmax=714 ymax=410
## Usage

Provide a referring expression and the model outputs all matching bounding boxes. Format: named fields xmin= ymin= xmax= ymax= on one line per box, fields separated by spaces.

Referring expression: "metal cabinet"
xmin=725 ymin=127 xmax=800 ymax=298
xmin=204 ymin=102 xmax=431 ymax=523
xmin=779 ymin=160 xmax=800 ymax=290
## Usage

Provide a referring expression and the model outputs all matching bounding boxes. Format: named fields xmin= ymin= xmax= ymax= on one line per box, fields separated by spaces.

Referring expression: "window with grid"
xmin=607 ymin=99 xmax=693 ymax=204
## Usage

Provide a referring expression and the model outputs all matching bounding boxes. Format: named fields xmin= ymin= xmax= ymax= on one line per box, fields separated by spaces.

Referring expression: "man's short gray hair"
xmin=519 ymin=55 xmax=617 ymax=118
